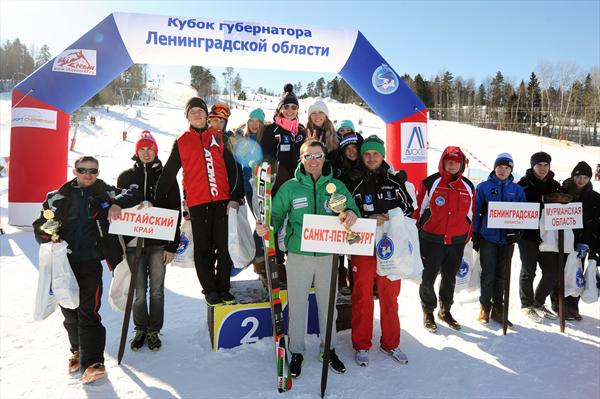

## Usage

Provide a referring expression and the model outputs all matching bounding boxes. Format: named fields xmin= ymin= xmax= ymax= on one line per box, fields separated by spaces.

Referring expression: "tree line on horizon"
xmin=2 ymin=37 xmax=598 ymax=145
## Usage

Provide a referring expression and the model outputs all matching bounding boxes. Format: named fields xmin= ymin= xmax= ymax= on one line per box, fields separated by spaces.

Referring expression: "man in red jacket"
xmin=156 ymin=97 xmax=243 ymax=306
xmin=415 ymin=147 xmax=475 ymax=332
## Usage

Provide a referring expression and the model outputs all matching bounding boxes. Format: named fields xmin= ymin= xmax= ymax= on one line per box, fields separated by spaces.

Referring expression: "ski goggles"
xmin=303 ymin=152 xmax=325 ymax=161
xmin=75 ymin=167 xmax=99 ymax=175
xmin=209 ymin=104 xmax=230 ymax=120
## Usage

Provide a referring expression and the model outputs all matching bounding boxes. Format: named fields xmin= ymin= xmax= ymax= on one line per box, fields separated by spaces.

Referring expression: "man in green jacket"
xmin=257 ymin=140 xmax=360 ymax=378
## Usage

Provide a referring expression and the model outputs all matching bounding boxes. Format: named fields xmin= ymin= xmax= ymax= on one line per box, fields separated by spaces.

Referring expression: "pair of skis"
xmin=255 ymin=162 xmax=292 ymax=393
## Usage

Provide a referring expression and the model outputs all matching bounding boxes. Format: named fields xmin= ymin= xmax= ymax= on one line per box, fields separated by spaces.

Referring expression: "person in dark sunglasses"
xmin=32 ymin=155 xmax=142 ymax=384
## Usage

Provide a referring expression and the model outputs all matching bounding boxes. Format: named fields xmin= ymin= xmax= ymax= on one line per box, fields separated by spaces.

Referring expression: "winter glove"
xmin=472 ymin=234 xmax=480 ymax=252
xmin=575 ymin=243 xmax=589 ymax=259
xmin=345 ymin=168 xmax=364 ymax=184
xmin=394 ymin=170 xmax=407 ymax=184
xmin=505 ymin=230 xmax=521 ymax=245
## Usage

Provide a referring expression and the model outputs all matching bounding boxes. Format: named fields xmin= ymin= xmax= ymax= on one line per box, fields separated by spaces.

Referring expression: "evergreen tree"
xmin=414 ymin=74 xmax=431 ymax=107
xmin=34 ymin=44 xmax=51 ymax=68
xmin=190 ymin=66 xmax=216 ymax=97
xmin=476 ymin=84 xmax=487 ymax=106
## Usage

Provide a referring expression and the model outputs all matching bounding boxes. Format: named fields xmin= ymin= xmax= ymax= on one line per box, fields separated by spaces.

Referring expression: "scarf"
xmin=274 ymin=116 xmax=299 ymax=135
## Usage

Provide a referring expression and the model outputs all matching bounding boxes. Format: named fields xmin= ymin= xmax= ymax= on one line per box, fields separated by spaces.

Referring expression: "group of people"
xmin=32 ymin=83 xmax=599 ymax=385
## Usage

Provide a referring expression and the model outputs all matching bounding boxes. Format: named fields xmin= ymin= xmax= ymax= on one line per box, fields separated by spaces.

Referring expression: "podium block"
xmin=207 ymin=280 xmax=351 ymax=351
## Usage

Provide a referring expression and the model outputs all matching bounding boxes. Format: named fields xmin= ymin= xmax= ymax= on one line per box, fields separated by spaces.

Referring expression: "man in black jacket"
xmin=517 ymin=151 xmax=562 ymax=322
xmin=33 ymin=155 xmax=141 ymax=384
xmin=117 ymin=131 xmax=181 ymax=352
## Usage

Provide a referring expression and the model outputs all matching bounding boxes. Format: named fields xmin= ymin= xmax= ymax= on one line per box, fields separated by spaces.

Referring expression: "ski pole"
xmin=117 ymin=238 xmax=143 ymax=364
xmin=320 ymin=254 xmax=339 ymax=398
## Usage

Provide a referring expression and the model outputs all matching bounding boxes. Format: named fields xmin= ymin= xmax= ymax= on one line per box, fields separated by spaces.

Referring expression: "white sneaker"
xmin=535 ymin=305 xmax=558 ymax=320
xmin=380 ymin=347 xmax=408 ymax=364
xmin=522 ymin=307 xmax=543 ymax=323
xmin=355 ymin=350 xmax=369 ymax=367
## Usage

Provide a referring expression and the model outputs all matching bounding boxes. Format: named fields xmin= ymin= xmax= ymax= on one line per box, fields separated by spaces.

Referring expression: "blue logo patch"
xmin=176 ymin=232 xmax=189 ymax=255
xmin=282 ymin=135 xmax=290 ymax=144
xmin=435 ymin=196 xmax=445 ymax=206
xmin=376 ymin=234 xmax=394 ymax=260
xmin=365 ymin=194 xmax=373 ymax=204
xmin=576 ymin=269 xmax=585 ymax=288
xmin=457 ymin=260 xmax=469 ymax=278
xmin=372 ymin=64 xmax=399 ymax=95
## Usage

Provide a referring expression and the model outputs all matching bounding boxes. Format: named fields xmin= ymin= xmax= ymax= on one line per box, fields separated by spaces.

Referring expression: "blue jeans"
xmin=127 ymin=245 xmax=166 ymax=332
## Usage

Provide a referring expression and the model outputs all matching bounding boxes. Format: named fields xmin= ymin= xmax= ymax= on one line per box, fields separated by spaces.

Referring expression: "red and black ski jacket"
xmin=156 ymin=126 xmax=243 ymax=208
xmin=415 ymin=147 xmax=475 ymax=245
xmin=117 ymin=157 xmax=182 ymax=253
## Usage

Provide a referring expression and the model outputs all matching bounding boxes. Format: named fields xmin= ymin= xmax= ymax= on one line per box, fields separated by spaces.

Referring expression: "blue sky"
xmin=1 ymin=0 xmax=598 ymax=92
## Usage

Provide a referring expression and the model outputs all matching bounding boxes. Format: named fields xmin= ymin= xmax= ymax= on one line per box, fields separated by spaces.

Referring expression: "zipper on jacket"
xmin=143 ymin=163 xmax=148 ymax=201
xmin=199 ymin=131 xmax=214 ymax=202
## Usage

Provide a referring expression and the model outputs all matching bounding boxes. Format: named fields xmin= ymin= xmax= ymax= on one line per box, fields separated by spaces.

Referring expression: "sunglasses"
xmin=76 ymin=167 xmax=99 ymax=175
xmin=282 ymin=104 xmax=298 ymax=111
xmin=303 ymin=152 xmax=325 ymax=161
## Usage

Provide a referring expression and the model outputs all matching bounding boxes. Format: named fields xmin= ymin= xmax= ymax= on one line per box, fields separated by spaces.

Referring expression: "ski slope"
xmin=1 ymin=83 xmax=599 ymax=399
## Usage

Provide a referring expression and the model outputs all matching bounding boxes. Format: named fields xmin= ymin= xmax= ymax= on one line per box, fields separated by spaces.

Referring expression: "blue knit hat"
xmin=494 ymin=152 xmax=514 ymax=170
xmin=248 ymin=108 xmax=265 ymax=123
xmin=336 ymin=119 xmax=355 ymax=132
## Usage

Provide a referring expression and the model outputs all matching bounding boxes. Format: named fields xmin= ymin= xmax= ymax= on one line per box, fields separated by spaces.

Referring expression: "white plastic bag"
xmin=34 ymin=243 xmax=58 ymax=321
xmin=455 ymin=242 xmax=475 ymax=293
xmin=375 ymin=208 xmax=423 ymax=280
xmin=228 ymin=205 xmax=255 ymax=269
xmin=171 ymin=220 xmax=195 ymax=268
xmin=468 ymin=249 xmax=482 ymax=292
xmin=564 ymin=252 xmax=585 ymax=298
xmin=539 ymin=214 xmax=575 ymax=252
xmin=581 ymin=259 xmax=598 ymax=303
xmin=51 ymin=241 xmax=79 ymax=309
xmin=108 ymin=258 xmax=131 ymax=313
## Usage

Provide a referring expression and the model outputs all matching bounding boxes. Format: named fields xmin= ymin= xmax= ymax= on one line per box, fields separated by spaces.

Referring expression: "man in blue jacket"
xmin=473 ymin=153 xmax=525 ymax=326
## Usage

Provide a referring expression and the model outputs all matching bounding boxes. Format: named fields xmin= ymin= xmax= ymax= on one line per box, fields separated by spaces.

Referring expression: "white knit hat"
xmin=308 ymin=98 xmax=329 ymax=117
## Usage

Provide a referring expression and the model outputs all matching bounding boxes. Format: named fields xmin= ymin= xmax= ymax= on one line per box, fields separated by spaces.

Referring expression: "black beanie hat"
xmin=185 ymin=97 xmax=208 ymax=118
xmin=277 ymin=83 xmax=299 ymax=111
xmin=571 ymin=161 xmax=592 ymax=178
xmin=530 ymin=151 xmax=551 ymax=168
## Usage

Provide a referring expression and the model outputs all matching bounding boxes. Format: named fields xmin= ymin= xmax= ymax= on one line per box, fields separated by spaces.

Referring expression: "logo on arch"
xmin=52 ymin=49 xmax=96 ymax=76
xmin=372 ymin=64 xmax=398 ymax=95
xmin=401 ymin=123 xmax=427 ymax=163
xmin=376 ymin=233 xmax=394 ymax=260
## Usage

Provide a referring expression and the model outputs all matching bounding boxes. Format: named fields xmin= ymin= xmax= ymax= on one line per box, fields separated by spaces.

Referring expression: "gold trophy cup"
xmin=326 ymin=183 xmax=360 ymax=245
xmin=40 ymin=209 xmax=61 ymax=241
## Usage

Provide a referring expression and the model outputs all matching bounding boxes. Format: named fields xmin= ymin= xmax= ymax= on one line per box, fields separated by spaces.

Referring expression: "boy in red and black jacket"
xmin=155 ymin=97 xmax=243 ymax=306
xmin=415 ymin=146 xmax=475 ymax=332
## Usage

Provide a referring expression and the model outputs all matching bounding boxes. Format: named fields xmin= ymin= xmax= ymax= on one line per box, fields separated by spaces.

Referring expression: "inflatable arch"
xmin=9 ymin=12 xmax=427 ymax=225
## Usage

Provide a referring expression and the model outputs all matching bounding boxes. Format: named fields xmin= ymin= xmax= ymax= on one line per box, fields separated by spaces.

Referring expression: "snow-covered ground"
xmin=1 ymin=83 xmax=599 ymax=399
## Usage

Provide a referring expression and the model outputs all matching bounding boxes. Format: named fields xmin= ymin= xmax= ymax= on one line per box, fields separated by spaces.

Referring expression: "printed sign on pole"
xmin=543 ymin=202 xmax=583 ymax=231
xmin=300 ymin=214 xmax=377 ymax=256
xmin=487 ymin=202 xmax=540 ymax=229
xmin=108 ymin=206 xmax=179 ymax=241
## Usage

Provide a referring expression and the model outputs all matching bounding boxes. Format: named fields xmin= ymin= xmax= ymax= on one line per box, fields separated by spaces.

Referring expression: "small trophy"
xmin=326 ymin=183 xmax=361 ymax=245
xmin=40 ymin=209 xmax=61 ymax=241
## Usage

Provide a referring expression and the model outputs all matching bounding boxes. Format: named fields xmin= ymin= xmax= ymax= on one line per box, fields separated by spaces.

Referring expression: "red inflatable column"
xmin=9 ymin=89 xmax=70 ymax=225
xmin=385 ymin=109 xmax=428 ymax=186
